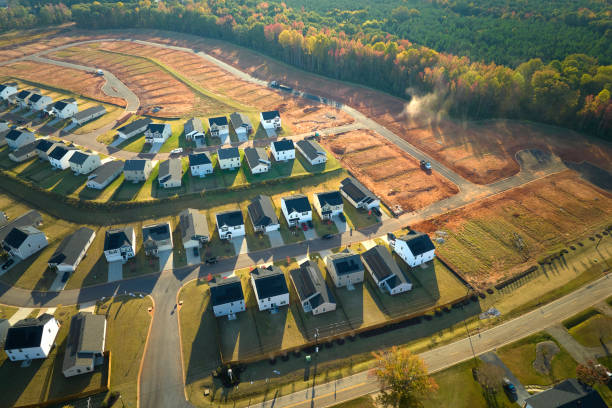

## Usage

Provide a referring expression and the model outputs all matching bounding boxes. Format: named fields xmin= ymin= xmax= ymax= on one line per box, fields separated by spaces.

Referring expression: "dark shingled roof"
xmin=189 ymin=152 xmax=212 ymax=166
xmin=217 ymin=147 xmax=240 ymax=160
xmin=123 ymin=159 xmax=149 ymax=171
xmin=290 ymin=260 xmax=335 ymax=307
xmin=296 ymin=139 xmax=326 ymax=161
xmin=216 ymin=210 xmax=244 ymax=228
xmin=398 ymin=231 xmax=435 ymax=256
xmin=209 ymin=276 xmax=244 ymax=306
xmin=328 ymin=251 xmax=364 ymax=276
xmin=48 ymin=145 xmax=72 ymax=161
xmin=104 ymin=227 xmax=133 ymax=251
xmin=261 ymin=110 xmax=280 ymax=120
xmin=146 ymin=123 xmax=168 ymax=133
xmin=340 ymin=177 xmax=377 ymax=205
xmin=361 ymin=245 xmax=403 ymax=283
xmin=248 ymin=195 xmax=278 ymax=228
xmin=208 ymin=116 xmax=228 ymax=127
xmin=524 ymin=378 xmax=607 ymax=408
xmin=244 ymin=147 xmax=270 ymax=170
xmin=48 ymin=227 xmax=95 ymax=266
xmin=0 ymin=210 xmax=42 ymax=243
xmin=117 ymin=118 xmax=152 ymax=135
xmin=272 ymin=139 xmax=294 ymax=152
xmin=53 ymin=99 xmax=73 ymax=111
xmin=35 ymin=139 xmax=55 ymax=153
xmin=5 ymin=314 xmax=55 ymax=350
xmin=16 ymin=90 xmax=32 ymax=100
xmin=28 ymin=93 xmax=43 ymax=103
xmin=6 ymin=129 xmax=32 ymax=141
xmin=251 ymin=266 xmax=289 ymax=299
xmin=282 ymin=195 xmax=311 ymax=213
xmin=68 ymin=151 xmax=91 ymax=165
xmin=3 ymin=226 xmax=41 ymax=249
xmin=316 ymin=191 xmax=343 ymax=207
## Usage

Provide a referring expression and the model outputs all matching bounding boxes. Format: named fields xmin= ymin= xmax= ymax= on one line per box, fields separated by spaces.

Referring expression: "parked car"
xmin=1 ymin=259 xmax=14 ymax=270
xmin=61 ymin=272 xmax=70 ymax=283
xmin=338 ymin=213 xmax=346 ymax=222
xmin=321 ymin=234 xmax=334 ymax=240
xmin=170 ymin=147 xmax=183 ymax=154
xmin=371 ymin=207 xmax=382 ymax=217
xmin=502 ymin=378 xmax=517 ymax=401
xmin=420 ymin=160 xmax=432 ymax=170
xmin=205 ymin=257 xmax=217 ymax=265
xmin=307 ymin=220 xmax=313 ymax=229
xmin=192 ymin=247 xmax=199 ymax=257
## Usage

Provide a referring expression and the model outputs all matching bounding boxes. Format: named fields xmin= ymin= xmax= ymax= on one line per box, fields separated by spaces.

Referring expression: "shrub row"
xmin=562 ymin=307 xmax=600 ymax=330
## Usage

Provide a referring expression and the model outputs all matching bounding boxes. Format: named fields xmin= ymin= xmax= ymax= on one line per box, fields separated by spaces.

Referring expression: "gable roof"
xmin=244 ymin=147 xmax=270 ymax=170
xmin=15 ymin=89 xmax=33 ymax=100
xmin=272 ymin=139 xmax=294 ymax=152
xmin=73 ymin=105 xmax=106 ymax=122
xmin=117 ymin=118 xmax=152 ymax=134
xmin=0 ymin=210 xmax=42 ymax=243
xmin=340 ymin=177 xmax=377 ymax=205
xmin=251 ymin=266 xmax=289 ymax=299
xmin=290 ymin=260 xmax=335 ymax=307
xmin=184 ymin=117 xmax=204 ymax=135
xmin=282 ymin=195 xmax=311 ymax=213
xmin=104 ymin=227 xmax=133 ymax=251
xmin=3 ymin=226 xmax=42 ymax=248
xmin=5 ymin=314 xmax=55 ymax=350
xmin=48 ymin=145 xmax=72 ymax=161
xmin=6 ymin=129 xmax=33 ymax=141
xmin=63 ymin=312 xmax=106 ymax=373
xmin=10 ymin=141 xmax=37 ymax=158
xmin=248 ymin=195 xmax=278 ymax=228
xmin=209 ymin=276 xmax=244 ymax=306
xmin=35 ymin=138 xmax=55 ymax=153
xmin=28 ymin=93 xmax=44 ymax=103
xmin=316 ymin=191 xmax=343 ymax=208
xmin=142 ymin=223 xmax=171 ymax=246
xmin=261 ymin=110 xmax=280 ymax=120
xmin=296 ymin=139 xmax=326 ymax=161
xmin=361 ymin=245 xmax=405 ymax=283
xmin=328 ymin=250 xmax=364 ymax=276
xmin=68 ymin=151 xmax=91 ymax=165
xmin=230 ymin=112 xmax=252 ymax=128
xmin=189 ymin=152 xmax=212 ymax=167
xmin=524 ymin=378 xmax=607 ymax=408
xmin=216 ymin=210 xmax=244 ymax=228
xmin=48 ymin=227 xmax=95 ymax=266
xmin=217 ymin=147 xmax=240 ymax=160
xmin=396 ymin=231 xmax=435 ymax=256
xmin=208 ymin=116 xmax=228 ymax=127
xmin=179 ymin=208 xmax=209 ymax=242
xmin=146 ymin=123 xmax=169 ymax=133
xmin=88 ymin=161 xmax=123 ymax=185
xmin=53 ymin=98 xmax=75 ymax=111
xmin=123 ymin=159 xmax=149 ymax=171
xmin=158 ymin=158 xmax=182 ymax=184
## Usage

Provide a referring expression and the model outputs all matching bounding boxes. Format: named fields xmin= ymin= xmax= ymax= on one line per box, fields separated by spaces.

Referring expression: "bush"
xmin=562 ymin=308 xmax=600 ymax=330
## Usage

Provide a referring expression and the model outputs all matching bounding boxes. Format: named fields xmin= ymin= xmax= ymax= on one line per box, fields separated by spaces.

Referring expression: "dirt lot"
xmin=321 ymin=129 xmax=458 ymax=212
xmin=0 ymin=60 xmax=125 ymax=106
xmin=412 ymin=170 xmax=612 ymax=289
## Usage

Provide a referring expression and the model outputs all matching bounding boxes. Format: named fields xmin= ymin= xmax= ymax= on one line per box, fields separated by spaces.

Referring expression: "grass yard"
xmin=0 ymin=304 xmax=17 ymax=320
xmin=331 ymin=396 xmax=376 ymax=408
xmin=95 ymin=295 xmax=152 ymax=408
xmin=567 ymin=313 xmax=612 ymax=348
xmin=497 ymin=332 xmax=578 ymax=386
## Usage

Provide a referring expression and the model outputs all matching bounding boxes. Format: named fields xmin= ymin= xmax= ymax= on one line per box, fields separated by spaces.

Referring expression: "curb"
xmin=136 ymin=294 xmax=156 ymax=408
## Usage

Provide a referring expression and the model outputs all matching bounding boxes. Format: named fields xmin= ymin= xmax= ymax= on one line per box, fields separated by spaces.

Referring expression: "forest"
xmin=1 ymin=0 xmax=611 ymax=139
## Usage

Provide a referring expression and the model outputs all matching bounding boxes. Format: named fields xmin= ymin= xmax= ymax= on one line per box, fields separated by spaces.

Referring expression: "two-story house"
xmin=179 ymin=208 xmax=209 ymax=250
xmin=260 ymin=110 xmax=281 ymax=130
xmin=290 ymin=260 xmax=336 ymax=315
xmin=325 ymin=249 xmax=365 ymax=288
xmin=4 ymin=314 xmax=60 ymax=361
xmin=184 ymin=117 xmax=205 ymax=141
xmin=215 ymin=210 xmax=245 ymax=240
xmin=313 ymin=191 xmax=344 ymax=221
xmin=86 ymin=161 xmax=123 ymax=190
xmin=247 ymin=195 xmax=280 ymax=233
xmin=35 ymin=139 xmax=59 ymax=161
xmin=209 ymin=276 xmax=246 ymax=319
xmin=361 ymin=245 xmax=412 ymax=295
xmin=62 ymin=312 xmax=106 ymax=378
xmin=208 ymin=116 xmax=229 ymax=142
xmin=296 ymin=139 xmax=327 ymax=165
xmin=48 ymin=145 xmax=76 ymax=170
xmin=229 ymin=112 xmax=253 ymax=141
xmin=270 ymin=139 xmax=295 ymax=162
xmin=281 ymin=195 xmax=312 ymax=226
xmin=27 ymin=92 xmax=52 ymax=111
xmin=217 ymin=147 xmax=241 ymax=170
xmin=51 ymin=98 xmax=78 ymax=119
xmin=2 ymin=226 xmax=48 ymax=259
xmin=5 ymin=129 xmax=35 ymax=150
xmin=250 ymin=265 xmax=289 ymax=311
xmin=144 ymin=123 xmax=172 ymax=144
xmin=158 ymin=158 xmax=182 ymax=188
xmin=123 ymin=159 xmax=152 ymax=182
xmin=69 ymin=151 xmax=101 ymax=175
xmin=388 ymin=231 xmax=436 ymax=267
xmin=15 ymin=89 xmax=34 ymax=108
xmin=244 ymin=146 xmax=271 ymax=174
xmin=103 ymin=227 xmax=135 ymax=263
xmin=142 ymin=222 xmax=173 ymax=257
xmin=0 ymin=82 xmax=18 ymax=100
xmin=189 ymin=152 xmax=213 ymax=177
xmin=48 ymin=227 xmax=96 ymax=273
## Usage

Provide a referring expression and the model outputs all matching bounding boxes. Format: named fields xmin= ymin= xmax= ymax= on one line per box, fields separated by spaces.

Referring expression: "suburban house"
xmin=260 ymin=110 xmax=281 ymax=130
xmin=117 ymin=118 xmax=152 ymax=140
xmin=179 ymin=208 xmax=209 ymax=250
xmin=290 ymin=260 xmax=336 ymax=315
xmin=313 ymin=191 xmax=344 ymax=220
xmin=158 ymin=158 xmax=182 ymax=188
xmin=215 ymin=210 xmax=245 ymax=240
xmin=0 ymin=82 xmax=17 ymax=100
xmin=296 ymin=139 xmax=327 ymax=165
xmin=189 ymin=152 xmax=213 ymax=177
xmin=69 ymin=151 xmax=101 ymax=175
xmin=325 ymin=250 xmax=365 ymax=288
xmin=244 ymin=146 xmax=271 ymax=174
xmin=27 ymin=92 xmax=52 ymax=111
xmin=48 ymin=145 xmax=76 ymax=170
xmin=35 ymin=139 xmax=59 ymax=161
xmin=142 ymin=222 xmax=173 ymax=257
xmin=281 ymin=194 xmax=312 ymax=226
xmin=86 ymin=161 xmax=123 ymax=190
xmin=217 ymin=147 xmax=241 ymax=170
xmin=0 ymin=121 xmax=7 ymax=133
xmin=71 ymin=105 xmax=106 ymax=126
xmin=48 ymin=227 xmax=96 ymax=273
xmin=523 ymin=378 xmax=607 ymax=408
xmin=103 ymin=227 xmax=135 ymax=263
xmin=230 ymin=112 xmax=253 ymax=140
xmin=340 ymin=177 xmax=380 ymax=210
xmin=62 ymin=312 xmax=106 ymax=378
xmin=361 ymin=245 xmax=412 ymax=295
xmin=184 ymin=118 xmax=204 ymax=140
xmin=270 ymin=139 xmax=295 ymax=162
xmin=247 ymin=195 xmax=280 ymax=233
xmin=388 ymin=231 xmax=436 ymax=267
xmin=8 ymin=141 xmax=37 ymax=163
xmin=123 ymin=159 xmax=152 ymax=182
xmin=2 ymin=226 xmax=48 ymax=259
xmin=144 ymin=123 xmax=172 ymax=144
xmin=209 ymin=276 xmax=246 ymax=319
xmin=4 ymin=314 xmax=60 ymax=361
xmin=6 ymin=128 xmax=35 ymax=149
xmin=51 ymin=98 xmax=78 ymax=119
xmin=0 ymin=210 xmax=43 ymax=245
xmin=15 ymin=89 xmax=34 ymax=107
xmin=250 ymin=265 xmax=290 ymax=311
xmin=208 ymin=116 xmax=229 ymax=141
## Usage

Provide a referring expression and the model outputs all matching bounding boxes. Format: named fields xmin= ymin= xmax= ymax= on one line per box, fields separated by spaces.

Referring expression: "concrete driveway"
xmin=158 ymin=249 xmax=173 ymax=272
xmin=332 ymin=214 xmax=348 ymax=234
xmin=110 ymin=137 xmax=124 ymax=148
xmin=107 ymin=261 xmax=123 ymax=282
xmin=479 ymin=352 xmax=530 ymax=406
xmin=149 ymin=141 xmax=164 ymax=154
xmin=185 ymin=247 xmax=200 ymax=265
xmin=267 ymin=230 xmax=284 ymax=247
xmin=304 ymin=227 xmax=317 ymax=240
xmin=49 ymin=273 xmax=67 ymax=292
xmin=231 ymin=236 xmax=248 ymax=254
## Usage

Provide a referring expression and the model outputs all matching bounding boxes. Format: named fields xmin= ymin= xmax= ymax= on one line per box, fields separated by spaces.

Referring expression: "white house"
xmin=244 ymin=146 xmax=271 ymax=174
xmin=4 ymin=314 xmax=60 ymax=361
xmin=51 ymin=98 xmax=78 ymax=119
xmin=117 ymin=118 xmax=152 ymax=140
xmin=48 ymin=227 xmax=96 ymax=273
xmin=27 ymin=93 xmax=52 ymax=111
xmin=144 ymin=123 xmax=172 ymax=144
xmin=189 ymin=152 xmax=213 ymax=177
xmin=270 ymin=139 xmax=295 ymax=162
xmin=184 ymin=118 xmax=204 ymax=140
xmin=0 ymin=82 xmax=17 ymax=100
xmin=2 ymin=226 xmax=48 ymax=259
xmin=8 ymin=141 xmax=37 ymax=163
xmin=325 ymin=250 xmax=365 ymax=288
xmin=250 ymin=265 xmax=289 ymax=311
xmin=215 ymin=210 xmax=245 ymax=240
xmin=103 ymin=227 xmax=135 ymax=263
xmin=208 ymin=116 xmax=229 ymax=142
xmin=5 ymin=129 xmax=35 ymax=150
xmin=296 ymin=139 xmax=327 ymax=165
xmin=158 ymin=158 xmax=182 ymax=188
xmin=48 ymin=145 xmax=76 ymax=170
xmin=86 ymin=161 xmax=123 ymax=190
xmin=217 ymin=147 xmax=241 ymax=170
xmin=35 ymin=139 xmax=58 ymax=161
xmin=179 ymin=208 xmax=209 ymax=250
xmin=313 ymin=191 xmax=344 ymax=220
xmin=229 ymin=112 xmax=253 ymax=141
xmin=142 ymin=222 xmax=173 ymax=257
xmin=247 ymin=195 xmax=280 ymax=233
xmin=339 ymin=177 xmax=380 ymax=210
xmin=69 ymin=151 xmax=101 ymax=175
xmin=260 ymin=110 xmax=281 ymax=130
xmin=361 ymin=245 xmax=412 ymax=295
xmin=290 ymin=260 xmax=336 ymax=315
xmin=71 ymin=105 xmax=106 ymax=126
xmin=123 ymin=159 xmax=152 ymax=182
xmin=388 ymin=231 xmax=436 ymax=267
xmin=15 ymin=89 xmax=35 ymax=108
xmin=62 ymin=312 xmax=106 ymax=378
xmin=209 ymin=276 xmax=245 ymax=319
xmin=281 ymin=195 xmax=312 ymax=226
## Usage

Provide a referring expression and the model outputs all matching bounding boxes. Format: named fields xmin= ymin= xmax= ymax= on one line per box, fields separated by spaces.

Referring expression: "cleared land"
xmin=321 ymin=129 xmax=458 ymax=212
xmin=412 ymin=171 xmax=612 ymax=288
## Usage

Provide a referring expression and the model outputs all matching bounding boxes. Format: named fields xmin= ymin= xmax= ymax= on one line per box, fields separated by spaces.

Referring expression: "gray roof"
xmin=6 ymin=129 xmax=33 ymax=141
xmin=230 ymin=112 xmax=252 ymax=129
xmin=88 ymin=161 xmax=123 ymax=185
xmin=216 ymin=210 xmax=244 ymax=228
xmin=142 ymin=223 xmax=171 ymax=244
xmin=361 ymin=245 xmax=408 ymax=287
xmin=248 ymin=195 xmax=278 ymax=228
xmin=189 ymin=152 xmax=212 ymax=166
xmin=73 ymin=105 xmax=106 ymax=122
xmin=208 ymin=116 xmax=228 ymax=127
xmin=524 ymin=378 xmax=607 ymax=408
xmin=261 ymin=110 xmax=280 ymax=120
xmin=244 ymin=147 xmax=270 ymax=170
xmin=117 ymin=118 xmax=152 ymax=134
xmin=282 ymin=195 xmax=311 ymax=213
xmin=48 ymin=227 xmax=95 ymax=266
xmin=5 ymin=314 xmax=54 ymax=350
xmin=3 ymin=226 xmax=42 ymax=249
xmin=396 ymin=231 xmax=435 ymax=256
xmin=209 ymin=276 xmax=244 ymax=306
xmin=316 ymin=191 xmax=343 ymax=208
xmin=340 ymin=177 xmax=377 ymax=206
xmin=48 ymin=145 xmax=72 ymax=160
xmin=68 ymin=151 xmax=91 ymax=165
xmin=272 ymin=139 xmax=294 ymax=152
xmin=124 ymin=159 xmax=150 ymax=171
xmin=327 ymin=250 xmax=364 ymax=276
xmin=62 ymin=312 xmax=106 ymax=373
xmin=0 ymin=210 xmax=42 ymax=243
xmin=184 ymin=118 xmax=204 ymax=135
xmin=217 ymin=147 xmax=240 ymax=160
xmin=10 ymin=141 xmax=37 ymax=158
xmin=179 ymin=209 xmax=209 ymax=242
xmin=104 ymin=227 xmax=133 ymax=251
xmin=290 ymin=260 xmax=335 ymax=307
xmin=158 ymin=158 xmax=182 ymax=184
xmin=296 ymin=139 xmax=326 ymax=161
xmin=251 ymin=265 xmax=289 ymax=299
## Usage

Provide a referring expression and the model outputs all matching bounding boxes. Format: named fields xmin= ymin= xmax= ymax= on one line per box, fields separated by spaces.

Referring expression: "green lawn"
xmin=312 ymin=210 xmax=338 ymax=237
xmin=0 ymin=304 xmax=18 ymax=320
xmin=330 ymin=396 xmax=376 ymax=408
xmin=568 ymin=313 xmax=612 ymax=348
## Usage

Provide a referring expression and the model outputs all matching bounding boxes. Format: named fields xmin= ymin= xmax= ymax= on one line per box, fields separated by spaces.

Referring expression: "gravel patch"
xmin=533 ymin=341 xmax=560 ymax=376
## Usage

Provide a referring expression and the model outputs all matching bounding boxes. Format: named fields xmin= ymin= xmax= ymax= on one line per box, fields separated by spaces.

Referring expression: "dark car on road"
xmin=1 ymin=259 xmax=14 ymax=270
xmin=205 ymin=257 xmax=217 ymax=265
xmin=321 ymin=234 xmax=334 ymax=240
xmin=502 ymin=378 xmax=518 ymax=401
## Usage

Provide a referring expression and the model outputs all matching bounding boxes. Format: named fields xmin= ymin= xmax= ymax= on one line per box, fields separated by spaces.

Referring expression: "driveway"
xmin=332 ymin=214 xmax=348 ymax=234
xmin=304 ymin=226 xmax=318 ymax=240
xmin=267 ymin=230 xmax=284 ymax=248
xmin=185 ymin=247 xmax=200 ymax=266
xmin=107 ymin=261 xmax=123 ymax=282
xmin=149 ymin=141 xmax=164 ymax=154
xmin=49 ymin=273 xmax=67 ymax=292
xmin=479 ymin=351 xmax=530 ymax=406
xmin=158 ymin=249 xmax=173 ymax=272
xmin=231 ymin=236 xmax=248 ymax=255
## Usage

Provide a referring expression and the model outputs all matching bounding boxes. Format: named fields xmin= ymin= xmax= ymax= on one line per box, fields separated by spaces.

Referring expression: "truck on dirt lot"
xmin=420 ymin=160 xmax=432 ymax=171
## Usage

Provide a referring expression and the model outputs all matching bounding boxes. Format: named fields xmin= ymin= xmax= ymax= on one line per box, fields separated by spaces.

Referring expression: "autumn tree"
xmin=576 ymin=360 xmax=610 ymax=386
xmin=476 ymin=363 xmax=505 ymax=393
xmin=372 ymin=347 xmax=438 ymax=408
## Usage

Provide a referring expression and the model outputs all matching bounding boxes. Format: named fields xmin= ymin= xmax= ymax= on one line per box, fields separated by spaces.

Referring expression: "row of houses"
xmin=210 ymin=233 xmax=436 ymax=319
